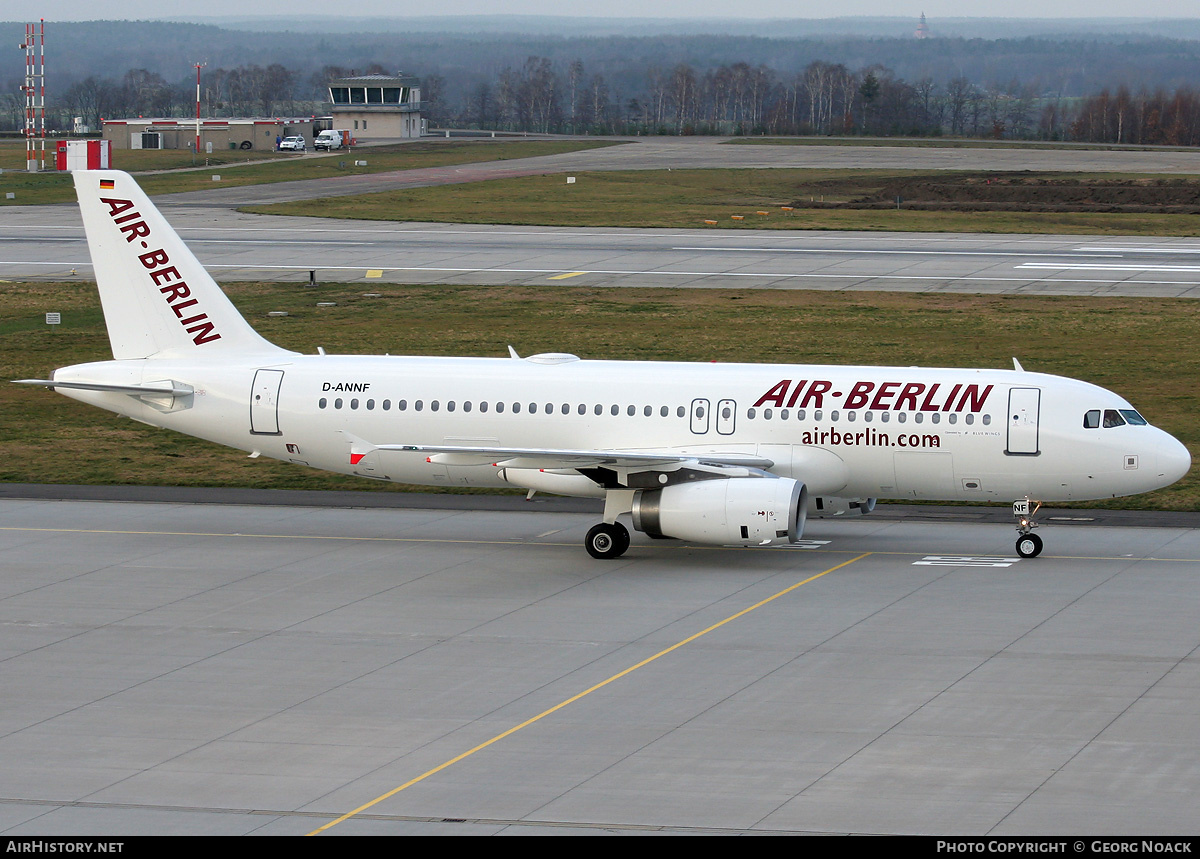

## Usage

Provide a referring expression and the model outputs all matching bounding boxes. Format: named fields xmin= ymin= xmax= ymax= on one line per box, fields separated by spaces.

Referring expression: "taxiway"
xmin=1 ymin=493 xmax=1198 ymax=835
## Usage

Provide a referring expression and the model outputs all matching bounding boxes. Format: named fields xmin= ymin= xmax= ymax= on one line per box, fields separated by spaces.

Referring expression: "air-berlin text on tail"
xmin=754 ymin=379 xmax=994 ymax=413
xmin=100 ymin=195 xmax=222 ymax=346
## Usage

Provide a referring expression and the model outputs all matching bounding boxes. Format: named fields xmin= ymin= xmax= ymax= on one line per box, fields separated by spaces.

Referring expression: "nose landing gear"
xmin=1013 ymin=498 xmax=1043 ymax=558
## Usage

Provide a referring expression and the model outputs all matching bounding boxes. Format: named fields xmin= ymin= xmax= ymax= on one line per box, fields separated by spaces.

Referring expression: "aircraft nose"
xmin=1157 ymin=432 xmax=1192 ymax=486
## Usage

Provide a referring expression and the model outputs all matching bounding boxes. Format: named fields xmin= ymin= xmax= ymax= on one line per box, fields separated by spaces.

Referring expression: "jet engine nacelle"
xmin=808 ymin=496 xmax=877 ymax=517
xmin=632 ymin=477 xmax=807 ymax=546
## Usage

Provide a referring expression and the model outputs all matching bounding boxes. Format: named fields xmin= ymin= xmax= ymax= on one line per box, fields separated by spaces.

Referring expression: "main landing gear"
xmin=1013 ymin=498 xmax=1043 ymax=558
xmin=585 ymin=522 xmax=630 ymax=560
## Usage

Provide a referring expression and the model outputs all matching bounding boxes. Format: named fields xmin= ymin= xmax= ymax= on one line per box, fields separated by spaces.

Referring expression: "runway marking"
xmin=1078 ymin=246 xmax=1200 ymax=254
xmin=306 ymin=552 xmax=873 ymax=835
xmin=1018 ymin=262 xmax=1200 ymax=273
xmin=913 ymin=555 xmax=1019 ymax=567
xmin=675 ymin=246 xmax=1118 ymax=259
xmin=778 ymin=539 xmax=832 ymax=549
xmin=548 ymin=271 xmax=586 ymax=280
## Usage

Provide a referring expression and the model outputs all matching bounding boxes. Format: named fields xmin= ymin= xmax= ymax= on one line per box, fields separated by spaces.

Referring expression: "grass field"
xmin=3 ymin=281 xmax=1196 ymax=510
xmin=0 ymin=139 xmax=621 ymax=205
xmin=242 ymin=168 xmax=1200 ymax=236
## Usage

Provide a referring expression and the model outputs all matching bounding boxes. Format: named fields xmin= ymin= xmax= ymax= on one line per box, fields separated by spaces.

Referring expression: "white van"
xmin=314 ymin=130 xmax=350 ymax=151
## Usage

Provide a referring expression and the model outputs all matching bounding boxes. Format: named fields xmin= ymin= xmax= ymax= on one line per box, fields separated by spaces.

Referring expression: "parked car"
xmin=278 ymin=135 xmax=306 ymax=152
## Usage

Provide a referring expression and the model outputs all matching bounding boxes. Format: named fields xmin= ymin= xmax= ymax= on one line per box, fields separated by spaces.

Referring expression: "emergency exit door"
xmin=250 ymin=369 xmax=284 ymax=435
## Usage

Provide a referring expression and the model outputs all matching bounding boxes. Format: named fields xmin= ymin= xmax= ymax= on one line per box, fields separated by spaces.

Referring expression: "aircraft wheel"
xmin=1015 ymin=533 xmax=1043 ymax=558
xmin=586 ymin=522 xmax=630 ymax=559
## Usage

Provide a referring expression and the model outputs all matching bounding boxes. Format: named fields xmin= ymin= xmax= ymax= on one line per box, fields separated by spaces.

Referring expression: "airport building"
xmin=101 ymin=117 xmax=331 ymax=152
xmin=327 ymin=74 xmax=423 ymax=140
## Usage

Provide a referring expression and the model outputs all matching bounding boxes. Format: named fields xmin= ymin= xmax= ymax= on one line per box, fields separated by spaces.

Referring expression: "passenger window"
xmin=334 ymin=398 xmax=343 ymax=409
xmin=319 ymin=398 xmax=327 ymax=409
xmin=1103 ymin=409 xmax=1126 ymax=428
xmin=594 ymin=404 xmax=603 ymax=416
xmin=366 ymin=399 xmax=375 ymax=410
xmin=627 ymin=405 xmax=635 ymax=416
xmin=676 ymin=406 xmax=685 ymax=418
xmin=383 ymin=399 xmax=391 ymax=411
xmin=350 ymin=399 xmax=359 ymax=409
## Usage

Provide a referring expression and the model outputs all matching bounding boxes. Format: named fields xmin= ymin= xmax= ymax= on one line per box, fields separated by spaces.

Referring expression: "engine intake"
xmin=632 ymin=477 xmax=807 ymax=546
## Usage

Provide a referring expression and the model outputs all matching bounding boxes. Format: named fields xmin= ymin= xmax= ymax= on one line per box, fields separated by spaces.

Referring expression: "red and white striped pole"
xmin=194 ymin=62 xmax=205 ymax=156
xmin=23 ymin=20 xmax=46 ymax=172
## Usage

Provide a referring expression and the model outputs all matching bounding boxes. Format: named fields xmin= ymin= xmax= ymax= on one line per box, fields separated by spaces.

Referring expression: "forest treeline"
xmin=10 ymin=55 xmax=1200 ymax=147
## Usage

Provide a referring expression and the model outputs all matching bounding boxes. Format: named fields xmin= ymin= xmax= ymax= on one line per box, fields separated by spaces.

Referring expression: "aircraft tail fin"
xmin=74 ymin=170 xmax=292 ymax=360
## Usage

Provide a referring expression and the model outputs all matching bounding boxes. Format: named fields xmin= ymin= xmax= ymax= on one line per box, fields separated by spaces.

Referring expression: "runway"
xmin=7 ymin=210 xmax=1200 ymax=297
xmin=6 ymin=137 xmax=1200 ymax=296
xmin=1 ymin=493 xmax=1198 ymax=835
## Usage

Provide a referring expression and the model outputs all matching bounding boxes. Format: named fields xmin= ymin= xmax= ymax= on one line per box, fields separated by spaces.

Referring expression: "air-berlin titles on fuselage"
xmin=754 ymin=379 xmax=994 ymax=413
xmin=100 ymin=196 xmax=222 ymax=346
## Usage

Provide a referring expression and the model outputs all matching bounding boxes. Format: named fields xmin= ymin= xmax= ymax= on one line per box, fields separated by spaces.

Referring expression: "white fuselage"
xmin=51 ymin=352 xmax=1190 ymax=505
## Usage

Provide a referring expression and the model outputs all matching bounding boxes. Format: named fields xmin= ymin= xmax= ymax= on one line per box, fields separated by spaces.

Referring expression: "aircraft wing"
xmin=373 ymin=443 xmax=774 ymax=472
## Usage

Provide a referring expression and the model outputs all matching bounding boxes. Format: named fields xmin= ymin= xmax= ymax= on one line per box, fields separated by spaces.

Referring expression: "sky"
xmin=23 ymin=1 xmax=1200 ymax=21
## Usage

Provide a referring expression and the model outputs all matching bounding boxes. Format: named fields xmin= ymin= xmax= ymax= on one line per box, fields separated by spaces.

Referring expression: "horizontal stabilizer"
xmin=13 ymin=379 xmax=193 ymax=397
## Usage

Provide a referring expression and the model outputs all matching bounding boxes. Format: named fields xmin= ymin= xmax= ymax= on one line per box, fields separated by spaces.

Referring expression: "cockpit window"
xmin=1084 ymin=410 xmax=1100 ymax=429
xmin=1103 ymin=409 xmax=1126 ymax=428
xmin=1119 ymin=409 xmax=1148 ymax=426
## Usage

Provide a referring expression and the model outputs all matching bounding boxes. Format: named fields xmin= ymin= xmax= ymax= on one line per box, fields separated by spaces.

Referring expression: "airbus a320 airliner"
xmin=17 ymin=171 xmax=1192 ymax=559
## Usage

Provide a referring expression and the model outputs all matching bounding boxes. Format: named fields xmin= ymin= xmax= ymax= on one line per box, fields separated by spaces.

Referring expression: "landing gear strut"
xmin=585 ymin=522 xmax=630 ymax=560
xmin=1013 ymin=498 xmax=1043 ymax=558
